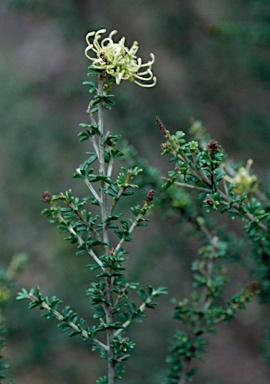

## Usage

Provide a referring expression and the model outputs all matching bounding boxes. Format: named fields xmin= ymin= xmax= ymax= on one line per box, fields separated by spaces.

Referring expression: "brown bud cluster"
xmin=206 ymin=197 xmax=214 ymax=206
xmin=42 ymin=191 xmax=52 ymax=203
xmin=145 ymin=189 xmax=154 ymax=202
xmin=207 ymin=140 xmax=221 ymax=154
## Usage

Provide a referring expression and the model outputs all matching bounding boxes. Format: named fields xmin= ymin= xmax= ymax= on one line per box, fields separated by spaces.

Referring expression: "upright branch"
xmin=97 ymin=75 xmax=117 ymax=384
xmin=17 ymin=29 xmax=168 ymax=384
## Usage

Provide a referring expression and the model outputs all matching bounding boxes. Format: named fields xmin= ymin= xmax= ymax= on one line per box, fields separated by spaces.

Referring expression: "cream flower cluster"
xmin=226 ymin=159 xmax=258 ymax=194
xmin=85 ymin=29 xmax=156 ymax=87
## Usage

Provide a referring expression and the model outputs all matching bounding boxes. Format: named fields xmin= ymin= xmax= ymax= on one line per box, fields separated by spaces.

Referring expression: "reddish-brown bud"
xmin=156 ymin=116 xmax=168 ymax=136
xmin=145 ymin=189 xmax=154 ymax=202
xmin=207 ymin=140 xmax=221 ymax=154
xmin=206 ymin=197 xmax=214 ymax=206
xmin=42 ymin=191 xmax=52 ymax=203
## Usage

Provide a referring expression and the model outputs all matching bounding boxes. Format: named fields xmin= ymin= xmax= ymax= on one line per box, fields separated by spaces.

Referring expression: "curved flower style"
xmin=85 ymin=29 xmax=156 ymax=87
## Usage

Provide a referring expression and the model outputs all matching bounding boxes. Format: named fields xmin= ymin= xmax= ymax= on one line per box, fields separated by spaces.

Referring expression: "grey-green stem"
xmin=97 ymin=77 xmax=116 ymax=384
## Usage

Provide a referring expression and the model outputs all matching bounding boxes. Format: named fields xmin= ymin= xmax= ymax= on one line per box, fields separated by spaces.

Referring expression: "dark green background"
xmin=1 ymin=1 xmax=270 ymax=383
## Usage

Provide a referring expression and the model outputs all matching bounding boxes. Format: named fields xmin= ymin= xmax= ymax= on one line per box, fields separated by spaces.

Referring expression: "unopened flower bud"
xmin=42 ymin=191 xmax=52 ymax=203
xmin=207 ymin=140 xmax=221 ymax=154
xmin=206 ymin=197 xmax=214 ymax=206
xmin=156 ymin=116 xmax=168 ymax=136
xmin=145 ymin=189 xmax=154 ymax=202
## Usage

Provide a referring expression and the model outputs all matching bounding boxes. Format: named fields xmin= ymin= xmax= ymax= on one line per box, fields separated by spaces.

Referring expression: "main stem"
xmin=97 ymin=77 xmax=116 ymax=384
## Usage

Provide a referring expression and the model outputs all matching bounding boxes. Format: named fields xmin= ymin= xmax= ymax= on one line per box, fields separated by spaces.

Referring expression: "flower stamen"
xmin=85 ymin=29 xmax=156 ymax=87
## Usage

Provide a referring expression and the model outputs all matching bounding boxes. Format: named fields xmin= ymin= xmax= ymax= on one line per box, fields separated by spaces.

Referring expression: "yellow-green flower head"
xmin=226 ymin=159 xmax=258 ymax=194
xmin=85 ymin=29 xmax=157 ymax=87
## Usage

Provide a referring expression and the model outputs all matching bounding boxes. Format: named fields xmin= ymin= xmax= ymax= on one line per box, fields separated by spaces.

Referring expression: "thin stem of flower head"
xmin=97 ymin=78 xmax=105 ymax=168
xmin=97 ymin=78 xmax=109 ymax=248
xmin=95 ymin=77 xmax=117 ymax=384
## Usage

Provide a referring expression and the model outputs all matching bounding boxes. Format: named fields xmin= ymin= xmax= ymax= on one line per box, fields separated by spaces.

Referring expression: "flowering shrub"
xmin=1 ymin=28 xmax=268 ymax=384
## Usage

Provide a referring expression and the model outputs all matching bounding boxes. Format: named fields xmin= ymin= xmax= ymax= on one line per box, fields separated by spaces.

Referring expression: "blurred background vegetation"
xmin=0 ymin=0 xmax=270 ymax=383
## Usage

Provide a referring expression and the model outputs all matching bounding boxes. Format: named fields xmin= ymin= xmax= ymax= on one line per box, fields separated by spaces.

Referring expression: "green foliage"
xmin=15 ymin=42 xmax=270 ymax=384
xmin=163 ymin=233 xmax=259 ymax=383
xmin=0 ymin=254 xmax=28 ymax=383
xmin=158 ymin=116 xmax=270 ymax=303
xmin=17 ymin=65 xmax=167 ymax=384
xmin=1 ymin=4 xmax=268 ymax=381
xmin=157 ymin=115 xmax=268 ymax=382
xmin=0 ymin=315 xmax=10 ymax=381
